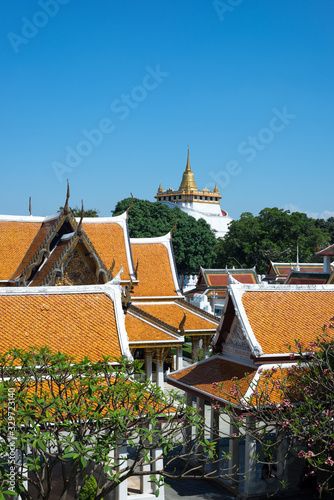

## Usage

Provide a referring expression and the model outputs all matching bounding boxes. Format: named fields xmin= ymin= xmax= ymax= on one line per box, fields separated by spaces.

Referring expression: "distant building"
xmin=184 ymin=266 xmax=260 ymax=316
xmin=154 ymin=150 xmax=233 ymax=238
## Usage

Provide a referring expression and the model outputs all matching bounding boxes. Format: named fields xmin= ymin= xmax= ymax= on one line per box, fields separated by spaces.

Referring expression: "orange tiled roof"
xmin=206 ymin=272 xmax=257 ymax=287
xmin=0 ymin=221 xmax=42 ymax=280
xmin=136 ymin=302 xmax=217 ymax=332
xmin=242 ymin=290 xmax=334 ymax=355
xmin=0 ymin=293 xmax=122 ymax=361
xmin=169 ymin=357 xmax=295 ymax=406
xmin=10 ymin=219 xmax=59 ymax=281
xmin=131 ymin=243 xmax=178 ymax=297
xmin=83 ymin=222 xmax=131 ymax=280
xmin=125 ymin=312 xmax=180 ymax=343
xmin=169 ymin=357 xmax=257 ymax=404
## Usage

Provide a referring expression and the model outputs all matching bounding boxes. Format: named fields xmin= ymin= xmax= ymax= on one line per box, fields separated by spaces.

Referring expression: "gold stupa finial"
xmin=213 ymin=183 xmax=220 ymax=194
xmin=186 ymin=147 xmax=191 ymax=172
xmin=157 ymin=183 xmax=163 ymax=194
xmin=178 ymin=149 xmax=198 ymax=192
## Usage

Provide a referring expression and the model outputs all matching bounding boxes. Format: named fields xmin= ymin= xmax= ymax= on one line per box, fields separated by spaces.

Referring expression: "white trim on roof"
xmin=77 ymin=211 xmax=128 ymax=224
xmin=0 ymin=215 xmax=46 ymax=222
xmin=214 ymin=283 xmax=334 ymax=358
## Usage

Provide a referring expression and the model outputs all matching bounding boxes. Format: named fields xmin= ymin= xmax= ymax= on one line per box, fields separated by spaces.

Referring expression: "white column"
xmin=140 ymin=460 xmax=151 ymax=495
xmin=156 ymin=353 xmax=164 ymax=389
xmin=152 ymin=446 xmax=165 ymax=499
xmin=228 ymin=419 xmax=239 ymax=484
xmin=184 ymin=393 xmax=193 ymax=453
xmin=210 ymin=407 xmax=220 ymax=442
xmin=324 ymin=255 xmax=331 ymax=273
xmin=244 ymin=415 xmax=257 ymax=496
xmin=145 ymin=349 xmax=153 ymax=382
xmin=202 ymin=336 xmax=211 ymax=359
xmin=195 ymin=397 xmax=205 ymax=439
xmin=176 ymin=346 xmax=183 ymax=370
xmin=116 ymin=444 xmax=128 ymax=500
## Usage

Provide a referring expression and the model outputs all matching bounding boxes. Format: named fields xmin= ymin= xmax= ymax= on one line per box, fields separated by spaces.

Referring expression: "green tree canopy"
xmin=0 ymin=348 xmax=223 ymax=499
xmin=214 ymin=207 xmax=330 ymax=274
xmin=112 ymin=198 xmax=217 ymax=273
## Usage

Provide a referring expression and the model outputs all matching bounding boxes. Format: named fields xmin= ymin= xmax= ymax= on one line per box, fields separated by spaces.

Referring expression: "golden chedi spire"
xmin=157 ymin=183 xmax=163 ymax=194
xmin=178 ymin=149 xmax=198 ymax=192
xmin=213 ymin=183 xmax=220 ymax=194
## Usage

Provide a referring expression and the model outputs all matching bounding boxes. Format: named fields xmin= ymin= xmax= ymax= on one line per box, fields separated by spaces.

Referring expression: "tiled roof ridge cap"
xmin=272 ymin=262 xmax=323 ymax=266
xmin=174 ymin=297 xmax=220 ymax=323
xmin=203 ymin=268 xmax=256 ymax=273
xmin=129 ymin=304 xmax=180 ymax=334
xmin=0 ymin=283 xmax=120 ymax=296
xmin=230 ymin=283 xmax=334 ymax=292
xmin=0 ymin=215 xmax=46 ymax=222
xmin=130 ymin=233 xmax=171 ymax=244
xmin=78 ymin=211 xmax=128 ymax=224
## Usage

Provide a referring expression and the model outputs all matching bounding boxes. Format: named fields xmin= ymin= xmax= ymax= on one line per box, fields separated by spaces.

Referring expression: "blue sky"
xmin=1 ymin=1 xmax=333 ymax=220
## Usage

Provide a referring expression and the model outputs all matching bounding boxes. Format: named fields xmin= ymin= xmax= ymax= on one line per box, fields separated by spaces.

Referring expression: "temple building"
xmin=154 ymin=151 xmax=233 ymax=238
xmin=0 ymin=186 xmax=219 ymax=386
xmin=167 ymin=279 xmax=334 ymax=498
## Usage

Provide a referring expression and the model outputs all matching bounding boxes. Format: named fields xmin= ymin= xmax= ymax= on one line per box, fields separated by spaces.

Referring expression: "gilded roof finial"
xmin=126 ymin=193 xmax=134 ymax=213
xmin=157 ymin=183 xmax=163 ymax=194
xmin=77 ymin=200 xmax=84 ymax=235
xmin=29 ymin=196 xmax=32 ymax=216
xmin=64 ymin=179 xmax=70 ymax=215
xmin=213 ymin=183 xmax=220 ymax=194
xmin=170 ymin=215 xmax=177 ymax=239
xmin=179 ymin=313 xmax=187 ymax=333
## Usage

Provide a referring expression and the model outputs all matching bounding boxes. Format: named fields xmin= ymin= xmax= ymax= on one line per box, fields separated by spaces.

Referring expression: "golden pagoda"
xmin=154 ymin=150 xmax=233 ymax=239
xmin=178 ymin=150 xmax=198 ymax=191
xmin=155 ymin=150 xmax=221 ymax=205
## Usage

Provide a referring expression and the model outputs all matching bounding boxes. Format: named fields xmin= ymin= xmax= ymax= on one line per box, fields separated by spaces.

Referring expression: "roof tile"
xmin=0 ymin=293 xmax=122 ymax=361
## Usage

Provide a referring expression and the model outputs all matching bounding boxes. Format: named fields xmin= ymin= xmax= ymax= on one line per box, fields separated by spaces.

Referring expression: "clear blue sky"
xmin=1 ymin=1 xmax=333 ymax=220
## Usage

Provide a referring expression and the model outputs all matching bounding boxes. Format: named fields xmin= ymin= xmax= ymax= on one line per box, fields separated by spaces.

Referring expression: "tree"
xmin=214 ymin=207 xmax=330 ymax=274
xmin=216 ymin=321 xmax=334 ymax=496
xmin=58 ymin=206 xmax=100 ymax=217
xmin=315 ymin=217 xmax=334 ymax=247
xmin=0 ymin=348 xmax=223 ymax=500
xmin=112 ymin=198 xmax=217 ymax=273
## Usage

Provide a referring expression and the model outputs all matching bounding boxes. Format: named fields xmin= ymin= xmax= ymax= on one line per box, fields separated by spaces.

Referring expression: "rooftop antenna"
xmin=296 ymin=245 xmax=300 ymax=271
xmin=29 ymin=197 xmax=32 ymax=216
